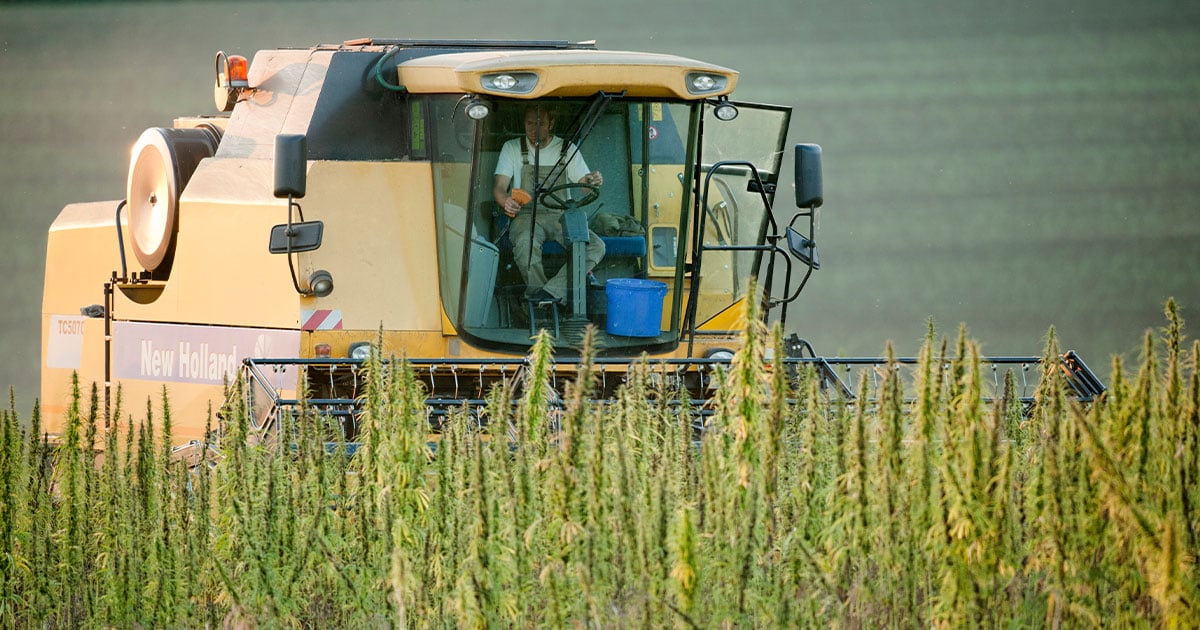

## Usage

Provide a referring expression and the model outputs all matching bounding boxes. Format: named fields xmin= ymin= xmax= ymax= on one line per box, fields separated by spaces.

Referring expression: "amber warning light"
xmin=227 ymin=55 xmax=249 ymax=87
xmin=214 ymin=51 xmax=250 ymax=112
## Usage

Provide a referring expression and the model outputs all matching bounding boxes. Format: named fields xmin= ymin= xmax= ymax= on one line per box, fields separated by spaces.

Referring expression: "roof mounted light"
xmin=226 ymin=55 xmax=249 ymax=88
xmin=465 ymin=97 xmax=491 ymax=120
xmin=481 ymin=71 xmax=538 ymax=94
xmin=686 ymin=71 xmax=728 ymax=95
xmin=713 ymin=97 xmax=739 ymax=121
xmin=214 ymin=51 xmax=250 ymax=112
xmin=490 ymin=74 xmax=518 ymax=90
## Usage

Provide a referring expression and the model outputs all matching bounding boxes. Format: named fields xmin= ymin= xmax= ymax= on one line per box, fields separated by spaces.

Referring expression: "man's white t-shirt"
xmin=494 ymin=136 xmax=590 ymax=191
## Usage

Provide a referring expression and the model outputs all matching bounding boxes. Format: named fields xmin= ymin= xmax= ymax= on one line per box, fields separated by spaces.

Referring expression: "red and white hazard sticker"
xmin=301 ymin=309 xmax=344 ymax=331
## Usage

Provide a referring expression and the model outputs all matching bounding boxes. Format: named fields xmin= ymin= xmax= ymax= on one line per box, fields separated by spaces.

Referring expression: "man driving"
xmin=493 ymin=106 xmax=605 ymax=306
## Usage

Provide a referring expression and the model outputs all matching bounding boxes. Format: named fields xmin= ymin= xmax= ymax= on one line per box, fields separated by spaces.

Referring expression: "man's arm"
xmin=565 ymin=142 xmax=602 ymax=186
xmin=578 ymin=171 xmax=603 ymax=186
xmin=493 ymin=140 xmax=522 ymax=217
xmin=494 ymin=174 xmax=520 ymax=217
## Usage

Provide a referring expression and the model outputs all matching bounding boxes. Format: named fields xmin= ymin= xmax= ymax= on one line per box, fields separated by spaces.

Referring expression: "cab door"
xmin=687 ymin=102 xmax=791 ymax=330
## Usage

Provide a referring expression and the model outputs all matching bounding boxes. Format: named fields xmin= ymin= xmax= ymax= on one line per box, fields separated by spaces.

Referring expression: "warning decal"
xmin=301 ymin=309 xmax=344 ymax=331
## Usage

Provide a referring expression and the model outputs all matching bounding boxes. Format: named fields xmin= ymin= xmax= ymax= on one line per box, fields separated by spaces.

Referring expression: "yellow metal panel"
xmin=181 ymin=155 xmax=276 ymax=203
xmin=636 ymin=164 xmax=688 ymax=278
xmin=697 ymin=298 xmax=746 ymax=331
xmin=39 ymin=315 xmax=107 ymax=432
xmin=42 ymin=201 xmax=128 ymax=316
xmin=298 ymin=161 xmax=443 ymax=331
xmin=441 ymin=306 xmax=458 ymax=336
xmin=306 ymin=330 xmax=519 ymax=361
xmin=41 ymin=202 xmax=124 ymax=434
xmin=397 ymin=50 xmax=738 ymax=99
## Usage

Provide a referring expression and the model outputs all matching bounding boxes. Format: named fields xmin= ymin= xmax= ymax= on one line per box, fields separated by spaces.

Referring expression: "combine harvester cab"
xmin=40 ymin=39 xmax=1102 ymax=445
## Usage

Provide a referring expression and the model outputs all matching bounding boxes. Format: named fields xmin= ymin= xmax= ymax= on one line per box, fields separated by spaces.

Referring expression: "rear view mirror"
xmin=794 ymin=143 xmax=823 ymax=209
xmin=274 ymin=134 xmax=307 ymax=199
xmin=269 ymin=221 xmax=323 ymax=253
xmin=786 ymin=226 xmax=819 ymax=269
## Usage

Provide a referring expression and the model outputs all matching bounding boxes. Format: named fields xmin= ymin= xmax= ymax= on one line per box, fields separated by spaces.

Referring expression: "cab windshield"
xmin=428 ymin=96 xmax=690 ymax=355
xmin=428 ymin=95 xmax=782 ymax=356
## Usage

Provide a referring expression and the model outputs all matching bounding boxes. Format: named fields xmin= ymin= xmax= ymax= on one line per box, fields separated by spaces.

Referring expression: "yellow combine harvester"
xmin=40 ymin=38 xmax=1102 ymax=444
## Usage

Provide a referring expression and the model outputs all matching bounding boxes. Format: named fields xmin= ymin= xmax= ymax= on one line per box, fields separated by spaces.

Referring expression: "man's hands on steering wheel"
xmin=537 ymin=182 xmax=600 ymax=210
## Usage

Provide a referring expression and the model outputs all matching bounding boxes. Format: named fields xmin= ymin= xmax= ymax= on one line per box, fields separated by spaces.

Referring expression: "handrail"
xmin=686 ymin=159 xmax=780 ymax=355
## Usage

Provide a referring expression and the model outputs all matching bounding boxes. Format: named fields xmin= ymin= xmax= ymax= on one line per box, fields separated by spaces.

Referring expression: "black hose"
xmin=374 ymin=46 xmax=406 ymax=92
xmin=114 ymin=200 xmax=128 ymax=280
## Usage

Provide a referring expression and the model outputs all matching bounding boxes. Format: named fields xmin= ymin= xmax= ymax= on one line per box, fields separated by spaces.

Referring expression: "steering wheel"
xmin=537 ymin=182 xmax=600 ymax=210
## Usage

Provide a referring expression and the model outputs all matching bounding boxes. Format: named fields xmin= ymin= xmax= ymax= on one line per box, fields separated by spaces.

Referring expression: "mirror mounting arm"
xmin=284 ymin=194 xmax=309 ymax=296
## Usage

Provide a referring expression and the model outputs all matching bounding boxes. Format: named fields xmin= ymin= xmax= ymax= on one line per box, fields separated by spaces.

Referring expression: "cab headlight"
xmin=465 ymin=98 xmax=491 ymax=120
xmin=481 ymin=72 xmax=538 ymax=94
xmin=713 ymin=99 xmax=739 ymax=121
xmin=490 ymin=74 xmax=517 ymax=90
xmin=686 ymin=72 xmax=728 ymax=95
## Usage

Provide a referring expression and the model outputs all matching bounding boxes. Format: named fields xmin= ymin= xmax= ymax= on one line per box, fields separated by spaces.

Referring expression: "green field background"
xmin=1 ymin=0 xmax=1198 ymax=412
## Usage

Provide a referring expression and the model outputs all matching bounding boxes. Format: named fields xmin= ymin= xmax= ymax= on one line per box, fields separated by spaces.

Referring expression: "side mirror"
xmin=794 ymin=143 xmax=823 ymax=209
xmin=268 ymin=221 xmax=324 ymax=254
xmin=270 ymin=133 xmax=321 ymax=252
xmin=274 ymin=134 xmax=307 ymax=199
xmin=785 ymin=226 xmax=819 ymax=270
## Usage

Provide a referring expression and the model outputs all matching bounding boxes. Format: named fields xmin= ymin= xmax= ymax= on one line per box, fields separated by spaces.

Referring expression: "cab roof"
xmin=395 ymin=48 xmax=738 ymax=99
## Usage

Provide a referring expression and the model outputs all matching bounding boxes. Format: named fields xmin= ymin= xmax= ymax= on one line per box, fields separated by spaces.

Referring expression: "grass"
xmin=1 ymin=298 xmax=1196 ymax=627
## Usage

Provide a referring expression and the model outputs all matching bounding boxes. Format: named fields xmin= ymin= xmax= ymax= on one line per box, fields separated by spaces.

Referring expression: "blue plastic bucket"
xmin=605 ymin=278 xmax=667 ymax=337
